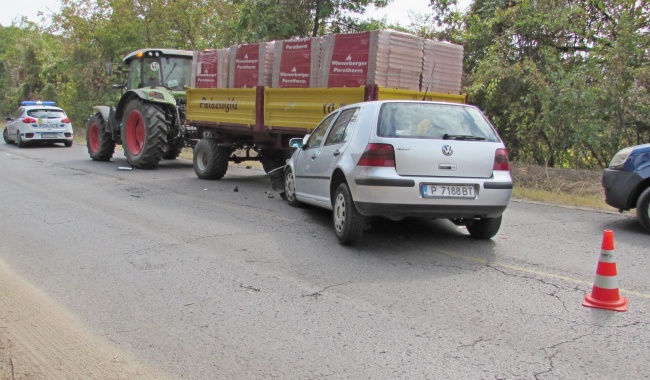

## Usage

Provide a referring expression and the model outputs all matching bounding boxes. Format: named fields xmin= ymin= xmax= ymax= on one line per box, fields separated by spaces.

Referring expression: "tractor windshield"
xmin=127 ymin=56 xmax=192 ymax=90
xmin=161 ymin=57 xmax=192 ymax=90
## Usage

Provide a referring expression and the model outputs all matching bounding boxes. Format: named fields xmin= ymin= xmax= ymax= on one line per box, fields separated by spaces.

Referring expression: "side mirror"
xmin=289 ymin=137 xmax=305 ymax=149
xmin=5 ymin=116 xmax=12 ymax=121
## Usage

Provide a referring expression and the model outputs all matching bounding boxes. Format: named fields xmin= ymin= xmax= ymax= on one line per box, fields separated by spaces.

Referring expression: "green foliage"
xmin=232 ymin=0 xmax=390 ymax=39
xmin=461 ymin=0 xmax=650 ymax=168
xmin=0 ymin=0 xmax=647 ymax=171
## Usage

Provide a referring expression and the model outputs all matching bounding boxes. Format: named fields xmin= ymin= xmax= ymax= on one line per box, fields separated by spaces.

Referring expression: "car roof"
xmin=342 ymin=100 xmax=473 ymax=110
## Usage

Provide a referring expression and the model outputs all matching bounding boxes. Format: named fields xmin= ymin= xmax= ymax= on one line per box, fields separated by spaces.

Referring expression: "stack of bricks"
xmin=192 ymin=30 xmax=464 ymax=95
xmin=271 ymin=37 xmax=321 ymax=88
xmin=422 ymin=40 xmax=464 ymax=94
xmin=228 ymin=42 xmax=275 ymax=88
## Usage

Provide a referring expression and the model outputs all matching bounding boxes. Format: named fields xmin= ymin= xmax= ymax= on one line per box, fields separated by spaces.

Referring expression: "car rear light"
xmin=357 ymin=144 xmax=395 ymax=167
xmin=61 ymin=118 xmax=71 ymax=123
xmin=22 ymin=117 xmax=37 ymax=123
xmin=493 ymin=148 xmax=510 ymax=171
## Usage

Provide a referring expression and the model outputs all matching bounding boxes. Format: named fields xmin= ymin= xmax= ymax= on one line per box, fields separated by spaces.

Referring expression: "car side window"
xmin=324 ymin=108 xmax=359 ymax=146
xmin=304 ymin=112 xmax=337 ymax=150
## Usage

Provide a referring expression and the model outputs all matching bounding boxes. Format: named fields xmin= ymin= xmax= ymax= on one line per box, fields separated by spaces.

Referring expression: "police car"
xmin=3 ymin=101 xmax=74 ymax=148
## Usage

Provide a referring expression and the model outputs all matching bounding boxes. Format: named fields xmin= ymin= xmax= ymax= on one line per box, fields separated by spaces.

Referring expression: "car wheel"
xmin=3 ymin=128 xmax=13 ymax=144
xmin=333 ymin=183 xmax=365 ymax=245
xmin=284 ymin=168 xmax=301 ymax=207
xmin=17 ymin=132 xmax=25 ymax=148
xmin=636 ymin=187 xmax=650 ymax=233
xmin=64 ymin=141 xmax=73 ymax=147
xmin=466 ymin=215 xmax=502 ymax=239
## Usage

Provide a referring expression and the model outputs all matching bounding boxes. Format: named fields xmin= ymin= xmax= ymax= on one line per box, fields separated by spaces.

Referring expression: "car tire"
xmin=16 ymin=132 xmax=25 ymax=148
xmin=193 ymin=138 xmax=229 ymax=179
xmin=3 ymin=128 xmax=13 ymax=144
xmin=284 ymin=168 xmax=301 ymax=207
xmin=636 ymin=187 xmax=650 ymax=233
xmin=333 ymin=183 xmax=365 ymax=245
xmin=466 ymin=215 xmax=502 ymax=239
xmin=64 ymin=141 xmax=73 ymax=147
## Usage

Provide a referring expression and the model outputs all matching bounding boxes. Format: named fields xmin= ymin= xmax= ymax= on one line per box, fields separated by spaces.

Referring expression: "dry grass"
xmin=510 ymin=163 xmax=609 ymax=210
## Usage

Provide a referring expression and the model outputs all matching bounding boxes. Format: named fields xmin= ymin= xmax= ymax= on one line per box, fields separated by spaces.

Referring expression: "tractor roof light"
xmin=136 ymin=51 xmax=144 ymax=58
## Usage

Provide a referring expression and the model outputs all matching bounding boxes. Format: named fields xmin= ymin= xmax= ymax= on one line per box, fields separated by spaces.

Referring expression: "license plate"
xmin=422 ymin=184 xmax=476 ymax=199
xmin=41 ymin=132 xmax=59 ymax=138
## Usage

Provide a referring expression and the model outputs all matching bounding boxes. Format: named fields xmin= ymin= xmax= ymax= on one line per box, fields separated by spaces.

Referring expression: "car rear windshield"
xmin=377 ymin=102 xmax=500 ymax=142
xmin=27 ymin=109 xmax=66 ymax=119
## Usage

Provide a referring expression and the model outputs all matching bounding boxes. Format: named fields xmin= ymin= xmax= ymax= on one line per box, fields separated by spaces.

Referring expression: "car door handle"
xmin=311 ymin=153 xmax=317 ymax=159
xmin=333 ymin=150 xmax=341 ymax=156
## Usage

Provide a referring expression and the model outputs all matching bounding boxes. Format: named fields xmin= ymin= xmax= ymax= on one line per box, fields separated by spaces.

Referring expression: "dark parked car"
xmin=602 ymin=143 xmax=650 ymax=232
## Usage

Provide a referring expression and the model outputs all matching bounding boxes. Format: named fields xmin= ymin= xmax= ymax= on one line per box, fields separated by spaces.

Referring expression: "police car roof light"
xmin=21 ymin=101 xmax=56 ymax=106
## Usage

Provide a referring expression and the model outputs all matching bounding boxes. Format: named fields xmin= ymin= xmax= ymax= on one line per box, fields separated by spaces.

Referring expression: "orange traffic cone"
xmin=582 ymin=230 xmax=628 ymax=312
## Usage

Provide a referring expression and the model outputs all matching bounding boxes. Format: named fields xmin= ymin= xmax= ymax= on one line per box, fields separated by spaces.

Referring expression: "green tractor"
xmin=86 ymin=48 xmax=196 ymax=168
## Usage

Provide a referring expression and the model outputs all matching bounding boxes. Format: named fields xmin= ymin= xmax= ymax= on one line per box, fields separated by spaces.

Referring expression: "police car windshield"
xmin=27 ymin=109 xmax=66 ymax=119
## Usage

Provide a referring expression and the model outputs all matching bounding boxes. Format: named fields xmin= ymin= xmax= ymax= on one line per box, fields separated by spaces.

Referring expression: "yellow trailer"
xmin=185 ymin=85 xmax=466 ymax=179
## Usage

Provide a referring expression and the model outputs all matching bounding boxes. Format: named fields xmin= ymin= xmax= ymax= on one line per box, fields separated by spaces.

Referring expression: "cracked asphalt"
xmin=1 ymin=142 xmax=648 ymax=379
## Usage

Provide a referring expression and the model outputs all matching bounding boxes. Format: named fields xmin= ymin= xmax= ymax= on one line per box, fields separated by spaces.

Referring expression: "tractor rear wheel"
xmin=121 ymin=99 xmax=167 ymax=169
xmin=162 ymin=139 xmax=184 ymax=160
xmin=86 ymin=113 xmax=115 ymax=161
xmin=193 ymin=138 xmax=230 ymax=179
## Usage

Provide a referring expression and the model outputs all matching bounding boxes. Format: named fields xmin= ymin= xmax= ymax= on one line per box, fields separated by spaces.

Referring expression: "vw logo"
xmin=442 ymin=144 xmax=453 ymax=156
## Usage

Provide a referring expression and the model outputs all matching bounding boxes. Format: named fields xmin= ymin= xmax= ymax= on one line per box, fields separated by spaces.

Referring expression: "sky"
xmin=0 ymin=0 xmax=472 ymax=29
xmin=0 ymin=0 xmax=60 ymax=27
xmin=365 ymin=0 xmax=471 ymax=25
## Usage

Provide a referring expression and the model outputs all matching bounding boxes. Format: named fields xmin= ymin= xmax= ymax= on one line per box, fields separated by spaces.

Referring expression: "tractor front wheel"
xmin=86 ymin=113 xmax=115 ymax=161
xmin=121 ymin=99 xmax=168 ymax=169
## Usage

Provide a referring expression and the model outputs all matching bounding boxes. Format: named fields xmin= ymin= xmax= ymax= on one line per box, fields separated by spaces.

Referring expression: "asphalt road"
xmin=1 ymin=142 xmax=649 ymax=379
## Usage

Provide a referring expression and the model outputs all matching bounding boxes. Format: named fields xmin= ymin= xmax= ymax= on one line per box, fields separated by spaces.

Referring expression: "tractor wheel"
xmin=260 ymin=149 xmax=289 ymax=173
xmin=121 ymin=99 xmax=167 ymax=169
xmin=162 ymin=139 xmax=184 ymax=160
xmin=193 ymin=138 xmax=230 ymax=179
xmin=86 ymin=113 xmax=115 ymax=161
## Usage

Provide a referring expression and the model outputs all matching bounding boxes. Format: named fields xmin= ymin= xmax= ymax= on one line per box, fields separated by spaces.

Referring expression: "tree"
xmin=462 ymin=0 xmax=650 ymax=168
xmin=233 ymin=0 xmax=390 ymax=42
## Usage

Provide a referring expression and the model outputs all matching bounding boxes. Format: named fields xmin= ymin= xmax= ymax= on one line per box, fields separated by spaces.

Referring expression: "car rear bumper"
xmin=354 ymin=202 xmax=507 ymax=219
xmin=22 ymin=131 xmax=73 ymax=142
xmin=602 ymin=168 xmax=643 ymax=211
xmin=351 ymin=169 xmax=512 ymax=219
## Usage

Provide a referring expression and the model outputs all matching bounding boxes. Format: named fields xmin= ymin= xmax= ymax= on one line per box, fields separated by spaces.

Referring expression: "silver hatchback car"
xmin=283 ymin=100 xmax=513 ymax=244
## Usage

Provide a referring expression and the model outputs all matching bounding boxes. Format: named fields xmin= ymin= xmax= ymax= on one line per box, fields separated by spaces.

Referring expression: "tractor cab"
xmin=120 ymin=49 xmax=194 ymax=93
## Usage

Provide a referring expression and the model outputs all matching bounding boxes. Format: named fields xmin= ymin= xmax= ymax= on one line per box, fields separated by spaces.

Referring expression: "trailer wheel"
xmin=86 ymin=113 xmax=115 ymax=161
xmin=121 ymin=99 xmax=167 ymax=169
xmin=193 ymin=138 xmax=230 ymax=179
